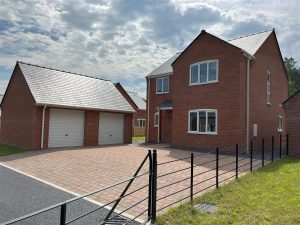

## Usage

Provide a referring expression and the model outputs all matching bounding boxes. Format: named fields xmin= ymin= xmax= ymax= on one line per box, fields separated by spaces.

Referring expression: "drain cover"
xmin=195 ymin=204 xmax=217 ymax=213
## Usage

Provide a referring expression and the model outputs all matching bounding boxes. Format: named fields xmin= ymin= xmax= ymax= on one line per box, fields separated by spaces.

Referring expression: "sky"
xmin=0 ymin=0 xmax=300 ymax=98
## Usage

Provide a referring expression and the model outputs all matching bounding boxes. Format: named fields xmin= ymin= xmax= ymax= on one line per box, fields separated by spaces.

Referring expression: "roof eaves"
xmin=146 ymin=72 xmax=173 ymax=78
xmin=36 ymin=103 xmax=135 ymax=113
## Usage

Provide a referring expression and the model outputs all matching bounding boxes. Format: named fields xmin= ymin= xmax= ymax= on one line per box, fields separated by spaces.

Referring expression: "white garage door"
xmin=99 ymin=112 xmax=124 ymax=145
xmin=48 ymin=109 xmax=85 ymax=148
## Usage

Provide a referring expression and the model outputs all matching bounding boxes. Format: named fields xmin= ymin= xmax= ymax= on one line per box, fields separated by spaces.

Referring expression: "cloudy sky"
xmin=0 ymin=0 xmax=299 ymax=97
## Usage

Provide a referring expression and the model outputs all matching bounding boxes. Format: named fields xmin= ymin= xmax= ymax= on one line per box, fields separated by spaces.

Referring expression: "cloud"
xmin=0 ymin=0 xmax=299 ymax=97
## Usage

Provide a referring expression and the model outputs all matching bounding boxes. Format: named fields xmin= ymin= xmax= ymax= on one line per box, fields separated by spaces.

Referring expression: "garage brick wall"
xmin=124 ymin=113 xmax=133 ymax=144
xmin=84 ymin=110 xmax=100 ymax=146
xmin=283 ymin=94 xmax=300 ymax=156
xmin=0 ymin=65 xmax=38 ymax=149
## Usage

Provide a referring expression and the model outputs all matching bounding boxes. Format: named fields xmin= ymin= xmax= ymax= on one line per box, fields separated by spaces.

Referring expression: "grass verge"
xmin=157 ymin=156 xmax=300 ymax=225
xmin=0 ymin=144 xmax=27 ymax=157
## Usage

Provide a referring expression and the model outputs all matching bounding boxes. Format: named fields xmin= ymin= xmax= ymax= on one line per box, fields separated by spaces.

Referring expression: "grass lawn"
xmin=132 ymin=136 xmax=145 ymax=142
xmin=0 ymin=144 xmax=27 ymax=157
xmin=157 ymin=156 xmax=300 ymax=225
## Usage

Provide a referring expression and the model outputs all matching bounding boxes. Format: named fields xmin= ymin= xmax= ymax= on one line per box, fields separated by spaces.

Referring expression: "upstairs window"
xmin=190 ymin=60 xmax=218 ymax=85
xmin=278 ymin=116 xmax=283 ymax=132
xmin=267 ymin=71 xmax=271 ymax=104
xmin=188 ymin=109 xmax=217 ymax=134
xmin=156 ymin=76 xmax=169 ymax=94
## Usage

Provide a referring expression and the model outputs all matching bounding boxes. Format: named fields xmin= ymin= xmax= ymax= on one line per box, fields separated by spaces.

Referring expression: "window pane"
xmin=189 ymin=112 xmax=197 ymax=131
xmin=207 ymin=112 xmax=216 ymax=132
xmin=154 ymin=113 xmax=158 ymax=126
xmin=163 ymin=77 xmax=169 ymax=93
xmin=200 ymin=63 xmax=207 ymax=83
xmin=208 ymin=62 xmax=217 ymax=81
xmin=156 ymin=78 xmax=162 ymax=93
xmin=199 ymin=111 xmax=206 ymax=132
xmin=190 ymin=65 xmax=199 ymax=83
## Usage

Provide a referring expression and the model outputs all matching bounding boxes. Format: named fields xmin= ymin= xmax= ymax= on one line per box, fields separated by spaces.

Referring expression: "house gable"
xmin=1 ymin=63 xmax=37 ymax=149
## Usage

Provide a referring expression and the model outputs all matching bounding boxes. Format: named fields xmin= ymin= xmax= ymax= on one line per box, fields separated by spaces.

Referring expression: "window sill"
xmin=156 ymin=92 xmax=169 ymax=95
xmin=154 ymin=125 xmax=158 ymax=127
xmin=188 ymin=81 xmax=218 ymax=86
xmin=278 ymin=129 xmax=283 ymax=133
xmin=187 ymin=131 xmax=218 ymax=135
xmin=267 ymin=103 xmax=272 ymax=106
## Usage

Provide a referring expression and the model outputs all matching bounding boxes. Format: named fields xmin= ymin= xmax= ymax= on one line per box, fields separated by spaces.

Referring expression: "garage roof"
xmin=127 ymin=91 xmax=146 ymax=110
xmin=18 ymin=62 xmax=135 ymax=113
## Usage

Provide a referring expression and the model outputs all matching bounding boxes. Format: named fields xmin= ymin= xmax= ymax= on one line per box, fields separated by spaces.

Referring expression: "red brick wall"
xmin=147 ymin=75 xmax=173 ymax=143
xmin=0 ymin=64 xmax=38 ymax=149
xmin=147 ymin=32 xmax=288 ymax=153
xmin=124 ymin=113 xmax=133 ymax=144
xmin=283 ymin=94 xmax=300 ymax=156
xmin=249 ymin=33 xmax=288 ymax=151
xmin=84 ymin=110 xmax=99 ymax=146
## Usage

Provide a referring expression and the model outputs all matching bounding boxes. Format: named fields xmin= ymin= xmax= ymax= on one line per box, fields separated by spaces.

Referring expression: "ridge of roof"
xmin=17 ymin=61 xmax=110 ymax=82
xmin=228 ymin=29 xmax=274 ymax=41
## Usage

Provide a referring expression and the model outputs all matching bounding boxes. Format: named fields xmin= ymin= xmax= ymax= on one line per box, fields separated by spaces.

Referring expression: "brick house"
xmin=115 ymin=83 xmax=146 ymax=136
xmin=0 ymin=62 xmax=134 ymax=149
xmin=146 ymin=29 xmax=288 ymax=152
xmin=282 ymin=91 xmax=300 ymax=155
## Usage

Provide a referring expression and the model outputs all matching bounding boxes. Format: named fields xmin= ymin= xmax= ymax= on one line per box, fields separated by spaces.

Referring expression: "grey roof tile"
xmin=18 ymin=62 xmax=134 ymax=112
xmin=127 ymin=91 xmax=146 ymax=110
xmin=227 ymin=30 xmax=273 ymax=56
xmin=147 ymin=52 xmax=181 ymax=77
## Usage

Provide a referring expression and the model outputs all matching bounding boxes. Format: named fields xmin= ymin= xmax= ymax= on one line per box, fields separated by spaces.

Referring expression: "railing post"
xmin=286 ymin=134 xmax=289 ymax=155
xmin=271 ymin=136 xmax=274 ymax=162
xmin=250 ymin=141 xmax=253 ymax=172
xmin=279 ymin=135 xmax=282 ymax=159
xmin=151 ymin=150 xmax=157 ymax=225
xmin=262 ymin=138 xmax=265 ymax=167
xmin=216 ymin=147 xmax=219 ymax=189
xmin=60 ymin=203 xmax=66 ymax=225
xmin=190 ymin=153 xmax=194 ymax=204
xmin=235 ymin=144 xmax=238 ymax=179
xmin=148 ymin=150 xmax=153 ymax=221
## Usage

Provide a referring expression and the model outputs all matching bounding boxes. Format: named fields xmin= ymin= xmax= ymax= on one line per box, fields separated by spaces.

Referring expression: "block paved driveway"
xmin=0 ymin=144 xmax=260 ymax=222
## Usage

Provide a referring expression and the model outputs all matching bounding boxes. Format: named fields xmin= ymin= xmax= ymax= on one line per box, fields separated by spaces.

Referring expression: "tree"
xmin=284 ymin=57 xmax=300 ymax=96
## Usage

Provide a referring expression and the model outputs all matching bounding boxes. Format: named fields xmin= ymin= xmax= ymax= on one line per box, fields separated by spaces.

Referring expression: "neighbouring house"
xmin=282 ymin=91 xmax=300 ymax=156
xmin=0 ymin=62 xmax=135 ymax=149
xmin=115 ymin=82 xmax=146 ymax=136
xmin=146 ymin=29 xmax=288 ymax=152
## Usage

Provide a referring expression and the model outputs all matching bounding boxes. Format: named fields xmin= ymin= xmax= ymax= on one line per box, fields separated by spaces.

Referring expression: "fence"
xmin=2 ymin=134 xmax=288 ymax=225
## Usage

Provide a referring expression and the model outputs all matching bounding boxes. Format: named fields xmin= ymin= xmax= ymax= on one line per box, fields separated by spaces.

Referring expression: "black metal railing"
xmin=2 ymin=134 xmax=289 ymax=225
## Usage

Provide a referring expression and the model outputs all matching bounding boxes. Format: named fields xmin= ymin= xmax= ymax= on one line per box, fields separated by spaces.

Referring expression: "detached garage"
xmin=0 ymin=62 xmax=135 ymax=149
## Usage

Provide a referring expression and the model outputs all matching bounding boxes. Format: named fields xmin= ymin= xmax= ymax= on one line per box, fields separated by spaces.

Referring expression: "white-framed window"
xmin=190 ymin=60 xmax=218 ymax=85
xmin=137 ymin=119 xmax=146 ymax=127
xmin=188 ymin=109 xmax=217 ymax=134
xmin=267 ymin=71 xmax=271 ymax=104
xmin=154 ymin=112 xmax=159 ymax=127
xmin=156 ymin=76 xmax=169 ymax=94
xmin=278 ymin=116 xmax=283 ymax=132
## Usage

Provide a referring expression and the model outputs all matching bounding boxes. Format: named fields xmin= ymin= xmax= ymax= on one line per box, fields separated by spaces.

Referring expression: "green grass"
xmin=157 ymin=156 xmax=300 ymax=225
xmin=132 ymin=136 xmax=145 ymax=142
xmin=0 ymin=143 xmax=27 ymax=157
